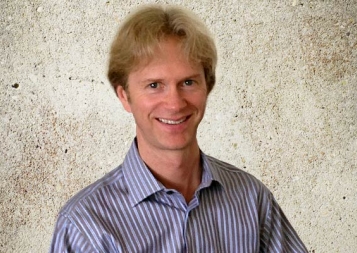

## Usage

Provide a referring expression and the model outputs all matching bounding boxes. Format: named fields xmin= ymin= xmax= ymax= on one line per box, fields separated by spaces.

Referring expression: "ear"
xmin=116 ymin=86 xmax=132 ymax=113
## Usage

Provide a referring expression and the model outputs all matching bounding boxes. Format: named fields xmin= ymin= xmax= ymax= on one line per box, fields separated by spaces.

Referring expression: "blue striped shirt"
xmin=49 ymin=140 xmax=307 ymax=252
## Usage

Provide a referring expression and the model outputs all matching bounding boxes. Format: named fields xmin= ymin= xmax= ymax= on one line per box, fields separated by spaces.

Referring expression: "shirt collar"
xmin=123 ymin=140 xmax=164 ymax=207
xmin=123 ymin=139 xmax=225 ymax=207
xmin=200 ymin=152 xmax=225 ymax=189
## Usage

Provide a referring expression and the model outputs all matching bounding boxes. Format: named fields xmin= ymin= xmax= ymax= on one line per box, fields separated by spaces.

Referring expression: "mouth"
xmin=157 ymin=117 xmax=188 ymax=125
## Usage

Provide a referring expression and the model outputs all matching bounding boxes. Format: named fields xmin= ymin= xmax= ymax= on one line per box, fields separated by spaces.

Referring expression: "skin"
xmin=116 ymin=37 xmax=208 ymax=203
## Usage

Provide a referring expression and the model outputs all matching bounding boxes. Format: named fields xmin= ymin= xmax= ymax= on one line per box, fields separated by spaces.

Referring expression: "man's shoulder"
xmin=205 ymin=155 xmax=267 ymax=192
xmin=59 ymin=164 xmax=125 ymax=215
xmin=206 ymin=155 xmax=252 ymax=176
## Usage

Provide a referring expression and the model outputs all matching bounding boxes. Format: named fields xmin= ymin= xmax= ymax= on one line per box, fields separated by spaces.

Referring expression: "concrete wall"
xmin=1 ymin=0 xmax=356 ymax=252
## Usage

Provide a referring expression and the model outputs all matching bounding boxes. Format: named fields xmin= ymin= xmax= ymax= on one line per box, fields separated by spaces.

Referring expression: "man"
xmin=50 ymin=4 xmax=308 ymax=252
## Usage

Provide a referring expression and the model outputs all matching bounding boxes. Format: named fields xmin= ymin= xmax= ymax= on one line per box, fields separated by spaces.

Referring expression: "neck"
xmin=137 ymin=139 xmax=202 ymax=203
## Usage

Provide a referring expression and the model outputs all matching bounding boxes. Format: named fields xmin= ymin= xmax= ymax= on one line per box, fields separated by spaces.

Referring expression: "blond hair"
xmin=107 ymin=5 xmax=217 ymax=93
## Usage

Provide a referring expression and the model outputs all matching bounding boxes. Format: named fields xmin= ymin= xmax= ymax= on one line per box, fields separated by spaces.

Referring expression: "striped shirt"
xmin=49 ymin=139 xmax=308 ymax=252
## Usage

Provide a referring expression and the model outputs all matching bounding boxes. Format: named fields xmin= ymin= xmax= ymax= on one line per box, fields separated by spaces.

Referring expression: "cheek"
xmin=130 ymin=96 xmax=157 ymax=113
xmin=193 ymin=93 xmax=208 ymax=108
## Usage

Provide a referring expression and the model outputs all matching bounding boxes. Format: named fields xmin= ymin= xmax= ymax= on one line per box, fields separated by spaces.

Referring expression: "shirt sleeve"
xmin=259 ymin=191 xmax=308 ymax=253
xmin=49 ymin=213 xmax=98 ymax=253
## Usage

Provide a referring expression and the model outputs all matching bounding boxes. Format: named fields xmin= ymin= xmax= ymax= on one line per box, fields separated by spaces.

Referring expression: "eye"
xmin=184 ymin=80 xmax=194 ymax=86
xmin=149 ymin=82 xmax=159 ymax=88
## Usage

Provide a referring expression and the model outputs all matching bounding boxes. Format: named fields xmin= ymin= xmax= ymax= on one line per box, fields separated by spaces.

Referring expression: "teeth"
xmin=159 ymin=117 xmax=186 ymax=125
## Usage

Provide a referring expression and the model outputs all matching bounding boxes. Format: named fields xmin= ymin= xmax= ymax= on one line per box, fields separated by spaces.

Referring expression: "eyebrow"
xmin=141 ymin=73 xmax=203 ymax=84
xmin=180 ymin=73 xmax=203 ymax=80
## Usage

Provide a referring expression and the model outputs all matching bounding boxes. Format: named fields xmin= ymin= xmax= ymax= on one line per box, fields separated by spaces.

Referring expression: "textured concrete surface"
xmin=1 ymin=0 xmax=356 ymax=252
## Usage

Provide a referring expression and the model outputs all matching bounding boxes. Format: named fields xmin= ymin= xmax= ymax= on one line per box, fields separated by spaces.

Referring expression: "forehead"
xmin=130 ymin=37 xmax=202 ymax=75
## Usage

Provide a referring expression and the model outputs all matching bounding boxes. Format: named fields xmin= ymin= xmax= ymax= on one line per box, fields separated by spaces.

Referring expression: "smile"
xmin=158 ymin=117 xmax=187 ymax=125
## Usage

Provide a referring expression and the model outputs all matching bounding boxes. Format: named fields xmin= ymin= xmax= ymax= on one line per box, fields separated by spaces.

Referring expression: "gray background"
xmin=1 ymin=0 xmax=356 ymax=252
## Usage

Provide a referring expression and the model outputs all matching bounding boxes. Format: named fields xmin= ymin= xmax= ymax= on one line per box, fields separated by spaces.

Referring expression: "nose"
xmin=164 ymin=86 xmax=187 ymax=111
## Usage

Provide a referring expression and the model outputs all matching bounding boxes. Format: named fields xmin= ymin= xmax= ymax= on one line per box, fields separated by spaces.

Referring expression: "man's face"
xmin=117 ymin=37 xmax=208 ymax=153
